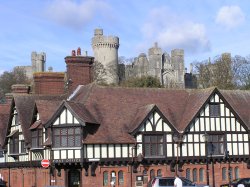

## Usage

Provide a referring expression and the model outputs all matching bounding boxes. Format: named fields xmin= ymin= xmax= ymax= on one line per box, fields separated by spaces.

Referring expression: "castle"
xmin=15 ymin=51 xmax=46 ymax=79
xmin=91 ymin=29 xmax=119 ymax=84
xmin=125 ymin=43 xmax=185 ymax=88
xmin=91 ymin=29 xmax=185 ymax=88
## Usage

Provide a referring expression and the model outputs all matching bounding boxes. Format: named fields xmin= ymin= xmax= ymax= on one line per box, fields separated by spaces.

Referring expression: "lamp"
xmin=202 ymin=133 xmax=209 ymax=187
xmin=172 ymin=134 xmax=184 ymax=174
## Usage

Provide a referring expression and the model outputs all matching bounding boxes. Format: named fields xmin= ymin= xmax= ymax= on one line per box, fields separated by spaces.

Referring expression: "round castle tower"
xmin=91 ymin=28 xmax=119 ymax=84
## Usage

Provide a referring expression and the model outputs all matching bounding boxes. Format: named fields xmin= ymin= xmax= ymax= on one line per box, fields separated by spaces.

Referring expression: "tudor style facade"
xmin=0 ymin=85 xmax=249 ymax=187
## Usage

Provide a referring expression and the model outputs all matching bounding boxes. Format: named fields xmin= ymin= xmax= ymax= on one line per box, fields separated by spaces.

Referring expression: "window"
xmin=31 ymin=129 xmax=43 ymax=148
xmin=186 ymin=168 xmax=191 ymax=180
xmin=157 ymin=169 xmax=162 ymax=177
xmin=53 ymin=127 xmax=81 ymax=148
xmin=199 ymin=168 xmax=204 ymax=182
xmin=111 ymin=171 xmax=116 ymax=185
xmin=144 ymin=135 xmax=164 ymax=157
xmin=209 ymin=104 xmax=220 ymax=117
xmin=207 ymin=134 xmax=224 ymax=155
xmin=118 ymin=171 xmax=124 ymax=185
xmin=193 ymin=168 xmax=197 ymax=182
xmin=9 ymin=134 xmax=19 ymax=154
xmin=234 ymin=167 xmax=239 ymax=179
xmin=20 ymin=140 xmax=26 ymax=153
xmin=150 ymin=169 xmax=155 ymax=180
xmin=222 ymin=167 xmax=227 ymax=180
xmin=103 ymin=171 xmax=108 ymax=186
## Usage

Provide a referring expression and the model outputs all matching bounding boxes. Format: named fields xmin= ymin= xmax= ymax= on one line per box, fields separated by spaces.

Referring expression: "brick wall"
xmin=65 ymin=55 xmax=94 ymax=93
xmin=0 ymin=162 xmax=248 ymax=187
xmin=33 ymin=72 xmax=65 ymax=95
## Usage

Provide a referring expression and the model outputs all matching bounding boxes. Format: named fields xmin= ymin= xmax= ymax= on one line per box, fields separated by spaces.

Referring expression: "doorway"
xmin=68 ymin=169 xmax=81 ymax=187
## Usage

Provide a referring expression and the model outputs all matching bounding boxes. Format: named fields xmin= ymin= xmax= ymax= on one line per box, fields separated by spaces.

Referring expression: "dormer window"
xmin=31 ymin=129 xmax=43 ymax=149
xmin=7 ymin=130 xmax=19 ymax=155
xmin=53 ymin=127 xmax=81 ymax=148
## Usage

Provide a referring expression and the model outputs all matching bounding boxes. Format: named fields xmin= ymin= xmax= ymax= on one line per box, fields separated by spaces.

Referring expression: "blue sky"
xmin=0 ymin=0 xmax=250 ymax=73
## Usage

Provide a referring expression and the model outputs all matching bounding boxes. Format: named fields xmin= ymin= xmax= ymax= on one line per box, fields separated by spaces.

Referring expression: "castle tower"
xmin=148 ymin=42 xmax=162 ymax=78
xmin=91 ymin=29 xmax=119 ymax=84
xmin=31 ymin=51 xmax=46 ymax=73
xmin=171 ymin=49 xmax=185 ymax=88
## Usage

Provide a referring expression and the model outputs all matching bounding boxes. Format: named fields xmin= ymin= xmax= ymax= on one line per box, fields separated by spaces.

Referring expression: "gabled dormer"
xmin=182 ymin=89 xmax=249 ymax=160
xmin=131 ymin=104 xmax=177 ymax=159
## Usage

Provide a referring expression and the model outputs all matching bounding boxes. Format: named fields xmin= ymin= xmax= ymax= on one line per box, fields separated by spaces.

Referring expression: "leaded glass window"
xmin=103 ymin=171 xmax=108 ymax=186
xmin=222 ymin=167 xmax=227 ymax=180
xmin=193 ymin=168 xmax=197 ymax=182
xmin=31 ymin=129 xmax=43 ymax=148
xmin=234 ymin=167 xmax=239 ymax=179
xmin=199 ymin=168 xmax=204 ymax=182
xmin=144 ymin=135 xmax=164 ymax=157
xmin=9 ymin=134 xmax=19 ymax=154
xmin=207 ymin=134 xmax=224 ymax=155
xmin=118 ymin=171 xmax=124 ymax=185
xmin=186 ymin=168 xmax=191 ymax=180
xmin=53 ymin=127 xmax=81 ymax=148
xmin=209 ymin=104 xmax=220 ymax=117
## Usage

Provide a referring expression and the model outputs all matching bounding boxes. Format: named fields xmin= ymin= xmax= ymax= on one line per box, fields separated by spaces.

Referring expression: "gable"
xmin=53 ymin=107 xmax=80 ymax=126
xmin=186 ymin=92 xmax=248 ymax=133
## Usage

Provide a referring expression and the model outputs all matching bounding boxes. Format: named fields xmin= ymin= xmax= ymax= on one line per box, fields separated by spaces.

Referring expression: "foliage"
xmin=0 ymin=67 xmax=31 ymax=100
xmin=121 ymin=76 xmax=162 ymax=88
xmin=193 ymin=54 xmax=250 ymax=90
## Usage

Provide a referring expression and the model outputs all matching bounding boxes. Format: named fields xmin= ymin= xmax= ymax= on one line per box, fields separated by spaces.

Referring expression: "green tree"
xmin=194 ymin=53 xmax=250 ymax=90
xmin=121 ymin=76 xmax=162 ymax=88
xmin=0 ymin=67 xmax=31 ymax=101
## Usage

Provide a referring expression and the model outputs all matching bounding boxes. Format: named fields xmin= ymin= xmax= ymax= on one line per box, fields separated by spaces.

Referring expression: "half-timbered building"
xmin=0 ymin=51 xmax=249 ymax=187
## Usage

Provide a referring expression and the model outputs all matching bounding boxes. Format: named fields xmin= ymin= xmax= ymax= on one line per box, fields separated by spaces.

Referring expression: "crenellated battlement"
xmin=91 ymin=36 xmax=119 ymax=49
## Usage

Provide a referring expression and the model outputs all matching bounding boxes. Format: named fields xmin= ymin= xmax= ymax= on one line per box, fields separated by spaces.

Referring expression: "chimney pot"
xmin=72 ymin=50 xmax=76 ymax=56
xmin=77 ymin=47 xmax=81 ymax=56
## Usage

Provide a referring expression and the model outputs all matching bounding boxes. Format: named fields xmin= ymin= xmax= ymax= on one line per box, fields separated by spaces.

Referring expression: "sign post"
xmin=41 ymin=159 xmax=50 ymax=168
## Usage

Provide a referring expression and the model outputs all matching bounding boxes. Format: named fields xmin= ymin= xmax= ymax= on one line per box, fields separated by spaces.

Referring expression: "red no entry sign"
xmin=41 ymin=159 xmax=50 ymax=168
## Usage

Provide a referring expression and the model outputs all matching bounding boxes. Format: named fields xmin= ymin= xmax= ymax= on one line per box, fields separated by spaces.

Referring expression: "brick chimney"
xmin=33 ymin=72 xmax=65 ymax=95
xmin=11 ymin=84 xmax=30 ymax=94
xmin=65 ymin=47 xmax=94 ymax=93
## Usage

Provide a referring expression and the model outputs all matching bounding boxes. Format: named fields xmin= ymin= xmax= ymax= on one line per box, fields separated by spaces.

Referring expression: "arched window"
xmin=186 ymin=168 xmax=191 ymax=180
xmin=193 ymin=168 xmax=197 ymax=182
xmin=143 ymin=169 xmax=147 ymax=175
xmin=118 ymin=171 xmax=124 ymax=185
xmin=103 ymin=171 xmax=108 ymax=186
xmin=199 ymin=168 xmax=204 ymax=182
xmin=157 ymin=169 xmax=162 ymax=177
xmin=234 ymin=167 xmax=239 ymax=180
xmin=111 ymin=171 xmax=116 ymax=185
xmin=222 ymin=167 xmax=227 ymax=181
xmin=150 ymin=169 xmax=155 ymax=179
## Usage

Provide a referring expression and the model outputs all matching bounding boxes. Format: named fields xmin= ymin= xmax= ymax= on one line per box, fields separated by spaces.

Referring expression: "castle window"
xmin=31 ymin=129 xmax=43 ymax=148
xmin=144 ymin=135 xmax=164 ymax=157
xmin=53 ymin=127 xmax=81 ymax=148
xmin=209 ymin=104 xmax=220 ymax=117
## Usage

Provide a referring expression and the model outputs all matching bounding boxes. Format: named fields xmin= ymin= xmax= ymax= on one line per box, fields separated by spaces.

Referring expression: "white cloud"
xmin=44 ymin=0 xmax=111 ymax=30
xmin=216 ymin=5 xmax=245 ymax=29
xmin=140 ymin=7 xmax=210 ymax=54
